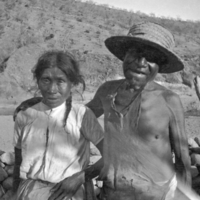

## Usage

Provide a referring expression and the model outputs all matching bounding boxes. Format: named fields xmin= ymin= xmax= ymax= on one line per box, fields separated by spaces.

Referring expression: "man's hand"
xmin=48 ymin=171 xmax=85 ymax=200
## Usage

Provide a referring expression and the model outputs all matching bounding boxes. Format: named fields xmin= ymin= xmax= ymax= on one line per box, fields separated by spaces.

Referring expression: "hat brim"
xmin=105 ymin=36 xmax=184 ymax=73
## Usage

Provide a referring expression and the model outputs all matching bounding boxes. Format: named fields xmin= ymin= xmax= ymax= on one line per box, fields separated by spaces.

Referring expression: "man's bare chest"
xmin=137 ymin=94 xmax=171 ymax=137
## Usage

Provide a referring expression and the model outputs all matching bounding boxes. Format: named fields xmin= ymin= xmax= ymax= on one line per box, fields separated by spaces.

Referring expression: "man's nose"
xmin=138 ymin=57 xmax=148 ymax=67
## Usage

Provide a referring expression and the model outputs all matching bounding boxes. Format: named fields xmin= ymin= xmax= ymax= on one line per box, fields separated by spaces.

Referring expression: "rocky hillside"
xmin=0 ymin=0 xmax=200 ymax=104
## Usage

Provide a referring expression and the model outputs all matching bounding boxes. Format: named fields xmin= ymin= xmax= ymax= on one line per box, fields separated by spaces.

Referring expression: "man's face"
xmin=123 ymin=48 xmax=160 ymax=90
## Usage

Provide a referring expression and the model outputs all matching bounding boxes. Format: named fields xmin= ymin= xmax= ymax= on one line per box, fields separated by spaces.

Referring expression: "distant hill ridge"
xmin=0 ymin=0 xmax=200 ymax=103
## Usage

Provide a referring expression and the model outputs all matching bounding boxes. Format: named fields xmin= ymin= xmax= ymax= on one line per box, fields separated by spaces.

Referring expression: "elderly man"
xmin=86 ymin=22 xmax=192 ymax=200
xmin=14 ymin=22 xmax=192 ymax=200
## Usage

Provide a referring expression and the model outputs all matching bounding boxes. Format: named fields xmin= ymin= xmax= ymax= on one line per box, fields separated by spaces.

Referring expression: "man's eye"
xmin=124 ymin=56 xmax=138 ymax=64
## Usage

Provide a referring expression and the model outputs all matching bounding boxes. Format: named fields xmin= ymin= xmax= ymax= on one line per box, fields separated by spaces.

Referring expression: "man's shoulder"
xmin=153 ymin=82 xmax=178 ymax=95
xmin=152 ymin=82 xmax=181 ymax=104
xmin=158 ymin=87 xmax=182 ymax=107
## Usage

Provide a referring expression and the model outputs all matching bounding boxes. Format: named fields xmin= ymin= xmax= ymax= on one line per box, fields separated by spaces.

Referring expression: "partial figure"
xmin=194 ymin=75 xmax=200 ymax=106
xmin=189 ymin=137 xmax=200 ymax=173
xmin=13 ymin=50 xmax=104 ymax=200
xmin=188 ymin=137 xmax=200 ymax=195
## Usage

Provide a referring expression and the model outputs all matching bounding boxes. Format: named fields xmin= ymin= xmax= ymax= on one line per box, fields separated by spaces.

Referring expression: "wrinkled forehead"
xmin=40 ymin=67 xmax=67 ymax=78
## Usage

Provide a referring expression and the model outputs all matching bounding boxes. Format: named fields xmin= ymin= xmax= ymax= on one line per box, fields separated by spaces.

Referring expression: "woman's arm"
xmin=48 ymin=141 xmax=104 ymax=200
xmin=13 ymin=147 xmax=22 ymax=192
xmin=13 ymin=111 xmax=25 ymax=193
xmin=48 ymin=107 xmax=104 ymax=200
xmin=85 ymin=139 xmax=104 ymax=181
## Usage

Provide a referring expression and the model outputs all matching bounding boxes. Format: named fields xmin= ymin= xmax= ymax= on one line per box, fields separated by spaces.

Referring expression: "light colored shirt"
xmin=14 ymin=101 xmax=103 ymax=183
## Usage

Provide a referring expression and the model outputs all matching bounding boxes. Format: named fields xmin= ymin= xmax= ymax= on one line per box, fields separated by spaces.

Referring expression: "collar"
xmin=39 ymin=101 xmax=66 ymax=115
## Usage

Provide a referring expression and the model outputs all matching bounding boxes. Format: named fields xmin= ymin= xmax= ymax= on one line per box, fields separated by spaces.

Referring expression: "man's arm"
xmin=166 ymin=92 xmax=191 ymax=186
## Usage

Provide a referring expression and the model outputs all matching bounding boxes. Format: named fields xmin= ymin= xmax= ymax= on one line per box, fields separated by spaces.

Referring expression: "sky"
xmin=82 ymin=0 xmax=200 ymax=21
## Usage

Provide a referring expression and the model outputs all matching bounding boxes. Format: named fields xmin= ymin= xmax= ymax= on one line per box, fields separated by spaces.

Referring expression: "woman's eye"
xmin=42 ymin=78 xmax=50 ymax=84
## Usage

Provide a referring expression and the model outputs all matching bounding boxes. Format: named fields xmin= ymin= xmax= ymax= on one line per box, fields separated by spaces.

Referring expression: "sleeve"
xmin=80 ymin=107 xmax=104 ymax=145
xmin=86 ymin=84 xmax=105 ymax=118
xmin=13 ymin=113 xmax=24 ymax=149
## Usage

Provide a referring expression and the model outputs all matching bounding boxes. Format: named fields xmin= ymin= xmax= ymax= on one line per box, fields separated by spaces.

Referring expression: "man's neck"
xmin=143 ymin=81 xmax=156 ymax=91
xmin=123 ymin=80 xmax=155 ymax=93
xmin=115 ymin=81 xmax=142 ymax=108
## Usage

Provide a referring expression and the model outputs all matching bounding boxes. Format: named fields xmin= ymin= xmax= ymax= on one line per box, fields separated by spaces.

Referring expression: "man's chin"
xmin=126 ymin=78 xmax=148 ymax=89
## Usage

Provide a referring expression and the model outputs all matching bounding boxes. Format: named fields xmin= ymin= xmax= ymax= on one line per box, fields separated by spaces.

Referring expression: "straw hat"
xmin=105 ymin=22 xmax=184 ymax=73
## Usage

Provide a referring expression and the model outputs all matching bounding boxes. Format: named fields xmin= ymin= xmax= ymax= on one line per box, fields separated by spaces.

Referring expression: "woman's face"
xmin=38 ymin=68 xmax=72 ymax=108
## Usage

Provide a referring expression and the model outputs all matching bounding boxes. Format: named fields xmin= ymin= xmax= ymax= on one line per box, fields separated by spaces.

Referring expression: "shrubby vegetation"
xmin=0 ymin=0 xmax=199 ymax=101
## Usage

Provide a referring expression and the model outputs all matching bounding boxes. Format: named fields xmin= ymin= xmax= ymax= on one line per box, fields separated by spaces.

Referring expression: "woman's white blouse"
xmin=13 ymin=101 xmax=103 ymax=183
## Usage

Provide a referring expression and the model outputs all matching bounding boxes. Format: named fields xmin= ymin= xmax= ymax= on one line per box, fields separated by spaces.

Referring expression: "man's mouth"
xmin=126 ymin=69 xmax=147 ymax=76
xmin=135 ymin=71 xmax=145 ymax=75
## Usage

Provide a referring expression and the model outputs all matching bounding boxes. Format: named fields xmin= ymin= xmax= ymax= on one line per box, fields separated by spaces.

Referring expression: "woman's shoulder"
xmin=15 ymin=102 xmax=41 ymax=123
xmin=71 ymin=103 xmax=96 ymax=118
xmin=71 ymin=103 xmax=87 ymax=115
xmin=67 ymin=104 xmax=88 ymax=127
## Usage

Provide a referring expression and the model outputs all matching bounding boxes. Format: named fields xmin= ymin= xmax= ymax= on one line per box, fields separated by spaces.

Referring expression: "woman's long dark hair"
xmin=33 ymin=50 xmax=85 ymax=127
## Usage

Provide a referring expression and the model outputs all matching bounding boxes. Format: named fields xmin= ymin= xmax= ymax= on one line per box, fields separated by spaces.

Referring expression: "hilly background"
xmin=0 ymin=0 xmax=200 ymax=110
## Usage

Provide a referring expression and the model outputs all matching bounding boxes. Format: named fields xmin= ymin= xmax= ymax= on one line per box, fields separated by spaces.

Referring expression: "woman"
xmin=13 ymin=50 xmax=104 ymax=200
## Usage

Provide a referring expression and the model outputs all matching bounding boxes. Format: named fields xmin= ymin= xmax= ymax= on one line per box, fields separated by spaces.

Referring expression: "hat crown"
xmin=104 ymin=22 xmax=184 ymax=73
xmin=127 ymin=22 xmax=175 ymax=50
